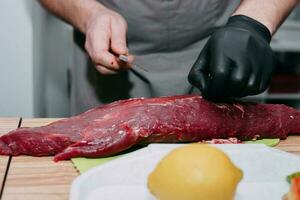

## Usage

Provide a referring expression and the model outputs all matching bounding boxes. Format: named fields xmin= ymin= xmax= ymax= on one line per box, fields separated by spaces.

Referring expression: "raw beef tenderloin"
xmin=0 ymin=95 xmax=299 ymax=161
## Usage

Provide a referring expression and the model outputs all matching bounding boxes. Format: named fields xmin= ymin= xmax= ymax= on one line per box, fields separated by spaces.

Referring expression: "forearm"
xmin=39 ymin=0 xmax=105 ymax=33
xmin=232 ymin=0 xmax=298 ymax=35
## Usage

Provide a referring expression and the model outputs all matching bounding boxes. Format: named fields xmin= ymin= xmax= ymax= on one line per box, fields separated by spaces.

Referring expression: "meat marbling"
xmin=1 ymin=95 xmax=300 ymax=161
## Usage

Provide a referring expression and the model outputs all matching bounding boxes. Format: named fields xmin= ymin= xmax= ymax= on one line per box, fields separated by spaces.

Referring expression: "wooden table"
xmin=0 ymin=118 xmax=78 ymax=200
xmin=0 ymin=118 xmax=299 ymax=200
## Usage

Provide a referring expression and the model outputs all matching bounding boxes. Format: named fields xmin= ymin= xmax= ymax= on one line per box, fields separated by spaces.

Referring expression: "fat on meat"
xmin=0 ymin=95 xmax=299 ymax=161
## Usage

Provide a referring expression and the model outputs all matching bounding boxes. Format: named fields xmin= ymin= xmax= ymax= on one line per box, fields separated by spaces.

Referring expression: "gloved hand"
xmin=188 ymin=15 xmax=276 ymax=100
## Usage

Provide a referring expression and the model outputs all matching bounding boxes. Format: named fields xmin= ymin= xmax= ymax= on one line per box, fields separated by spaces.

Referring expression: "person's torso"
xmin=98 ymin=0 xmax=240 ymax=54
xmin=71 ymin=0 xmax=241 ymax=114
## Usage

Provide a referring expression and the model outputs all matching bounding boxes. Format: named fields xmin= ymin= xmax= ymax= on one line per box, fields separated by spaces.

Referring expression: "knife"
xmin=118 ymin=55 xmax=148 ymax=72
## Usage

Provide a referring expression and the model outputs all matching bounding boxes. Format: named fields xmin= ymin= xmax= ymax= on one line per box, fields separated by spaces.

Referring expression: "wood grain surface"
xmin=277 ymin=135 xmax=300 ymax=156
xmin=2 ymin=118 xmax=79 ymax=200
xmin=0 ymin=118 xmax=300 ymax=200
xmin=0 ymin=118 xmax=20 ymax=192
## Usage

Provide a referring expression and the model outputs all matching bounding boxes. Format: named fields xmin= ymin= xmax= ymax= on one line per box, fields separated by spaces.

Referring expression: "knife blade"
xmin=118 ymin=55 xmax=148 ymax=72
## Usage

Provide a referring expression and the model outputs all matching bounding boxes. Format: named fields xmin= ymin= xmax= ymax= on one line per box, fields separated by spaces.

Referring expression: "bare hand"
xmin=84 ymin=8 xmax=134 ymax=74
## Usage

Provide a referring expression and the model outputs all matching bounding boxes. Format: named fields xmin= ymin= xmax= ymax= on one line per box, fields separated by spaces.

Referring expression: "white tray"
xmin=70 ymin=144 xmax=300 ymax=200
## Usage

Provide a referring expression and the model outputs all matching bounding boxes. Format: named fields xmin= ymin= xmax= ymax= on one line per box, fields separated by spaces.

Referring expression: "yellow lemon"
xmin=148 ymin=144 xmax=243 ymax=200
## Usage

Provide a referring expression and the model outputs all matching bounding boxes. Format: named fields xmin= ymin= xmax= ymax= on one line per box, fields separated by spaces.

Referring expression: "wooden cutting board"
xmin=0 ymin=118 xmax=299 ymax=200
xmin=1 ymin=118 xmax=79 ymax=200
xmin=277 ymin=135 xmax=300 ymax=156
xmin=0 ymin=118 xmax=20 ymax=192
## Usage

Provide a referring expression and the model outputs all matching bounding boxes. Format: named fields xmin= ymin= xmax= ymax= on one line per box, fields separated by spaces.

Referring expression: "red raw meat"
xmin=0 ymin=95 xmax=300 ymax=161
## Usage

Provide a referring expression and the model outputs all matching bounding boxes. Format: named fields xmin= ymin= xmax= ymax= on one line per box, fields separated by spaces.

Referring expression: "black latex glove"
xmin=188 ymin=15 xmax=276 ymax=100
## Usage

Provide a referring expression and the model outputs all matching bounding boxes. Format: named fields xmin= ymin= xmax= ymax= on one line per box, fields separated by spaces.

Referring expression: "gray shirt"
xmin=71 ymin=0 xmax=241 ymax=115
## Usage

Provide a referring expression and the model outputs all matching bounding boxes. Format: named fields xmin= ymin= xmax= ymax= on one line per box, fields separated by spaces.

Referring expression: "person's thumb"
xmin=188 ymin=45 xmax=209 ymax=91
xmin=111 ymin=20 xmax=128 ymax=55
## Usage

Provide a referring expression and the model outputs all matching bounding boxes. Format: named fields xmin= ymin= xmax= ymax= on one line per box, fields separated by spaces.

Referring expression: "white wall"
xmin=0 ymin=1 xmax=72 ymax=118
xmin=32 ymin=2 xmax=72 ymax=117
xmin=0 ymin=0 xmax=34 ymax=117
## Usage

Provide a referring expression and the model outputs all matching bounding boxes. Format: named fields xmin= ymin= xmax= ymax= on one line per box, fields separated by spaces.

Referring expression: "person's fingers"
xmin=257 ymin=70 xmax=273 ymax=94
xmin=84 ymin=11 xmax=133 ymax=73
xmin=117 ymin=54 xmax=135 ymax=70
xmin=242 ymin=72 xmax=261 ymax=96
xmin=85 ymin=26 xmax=110 ymax=55
xmin=85 ymin=27 xmax=121 ymax=71
xmin=225 ymin=60 xmax=251 ymax=98
xmin=242 ymin=60 xmax=262 ymax=96
xmin=245 ymin=51 xmax=275 ymax=96
xmin=111 ymin=18 xmax=128 ymax=55
xmin=92 ymin=50 xmax=119 ymax=70
xmin=205 ymin=48 xmax=232 ymax=99
xmin=195 ymin=44 xmax=209 ymax=72
xmin=188 ymin=44 xmax=210 ymax=92
xmin=206 ymin=67 xmax=231 ymax=99
xmin=193 ymin=72 xmax=208 ymax=97
xmin=258 ymin=53 xmax=276 ymax=94
xmin=95 ymin=65 xmax=117 ymax=75
xmin=126 ymin=54 xmax=134 ymax=63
